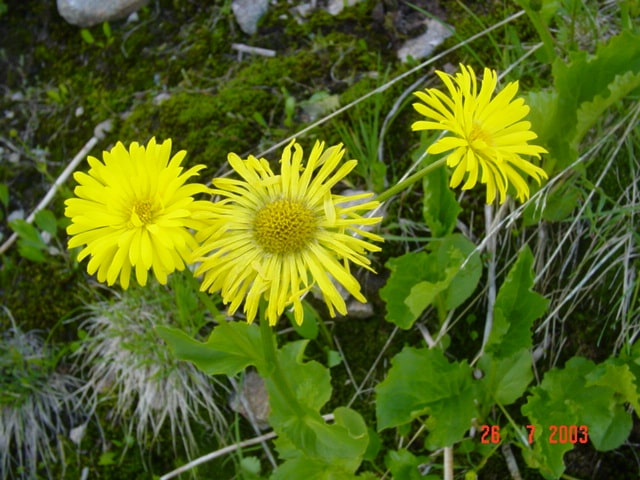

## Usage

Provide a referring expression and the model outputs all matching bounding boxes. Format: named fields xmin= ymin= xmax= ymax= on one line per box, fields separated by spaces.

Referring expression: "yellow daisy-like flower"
xmin=65 ymin=138 xmax=212 ymax=288
xmin=193 ymin=140 xmax=383 ymax=326
xmin=412 ymin=64 xmax=548 ymax=204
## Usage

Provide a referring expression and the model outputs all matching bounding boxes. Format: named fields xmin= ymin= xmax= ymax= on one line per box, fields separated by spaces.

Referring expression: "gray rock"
xmin=231 ymin=0 xmax=270 ymax=36
xmin=57 ymin=0 xmax=150 ymax=27
xmin=397 ymin=19 xmax=454 ymax=63
xmin=229 ymin=370 xmax=270 ymax=430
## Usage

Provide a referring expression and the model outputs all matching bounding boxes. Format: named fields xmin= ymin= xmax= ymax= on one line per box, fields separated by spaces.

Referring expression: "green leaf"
xmin=422 ymin=160 xmax=461 ymax=237
xmin=102 ymin=21 xmax=112 ymax=39
xmin=98 ymin=451 xmax=116 ymax=466
xmin=385 ymin=449 xmax=431 ymax=480
xmin=485 ymin=246 xmax=549 ymax=359
xmin=266 ymin=341 xmax=332 ymax=425
xmin=526 ymin=31 xmax=640 ymax=173
xmin=478 ymin=349 xmax=533 ymax=407
xmin=573 ymin=70 xmax=640 ymax=146
xmin=405 ymin=264 xmax=458 ymax=320
xmin=525 ymin=89 xmax=560 ymax=161
xmin=273 ymin=407 xmax=368 ymax=469
xmin=156 ymin=321 xmax=264 ymax=376
xmin=239 ymin=456 xmax=261 ymax=478
xmin=439 ymin=235 xmax=482 ymax=311
xmin=621 ymin=342 xmax=640 ymax=401
xmin=34 ymin=209 xmax=57 ymax=235
xmin=271 ymin=456 xmax=358 ymax=480
xmin=522 ymin=356 xmax=636 ymax=478
xmin=326 ymin=349 xmax=342 ymax=368
xmin=585 ymin=359 xmax=640 ymax=413
xmin=541 ymin=181 xmax=582 ymax=223
xmin=579 ymin=394 xmax=632 ymax=452
xmin=17 ymin=244 xmax=47 ymax=262
xmin=380 ymin=234 xmax=481 ymax=329
xmin=287 ymin=301 xmax=319 ymax=340
xmin=549 ymin=31 xmax=640 ymax=171
xmin=253 ymin=111 xmax=268 ymax=129
xmin=521 ymin=357 xmax=589 ymax=479
xmin=9 ymin=219 xmax=45 ymax=247
xmin=380 ymin=251 xmax=434 ymax=329
xmin=80 ymin=28 xmax=95 ymax=45
xmin=522 ymin=178 xmax=583 ymax=226
xmin=376 ymin=347 xmax=477 ymax=448
xmin=363 ymin=427 xmax=381 ymax=461
xmin=9 ymin=219 xmax=48 ymax=261
xmin=556 ymin=31 xmax=640 ymax=119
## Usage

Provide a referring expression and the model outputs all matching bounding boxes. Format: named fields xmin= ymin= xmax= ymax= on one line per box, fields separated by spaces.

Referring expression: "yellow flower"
xmin=412 ymin=64 xmax=548 ymax=204
xmin=65 ymin=138 xmax=212 ymax=288
xmin=193 ymin=140 xmax=383 ymax=326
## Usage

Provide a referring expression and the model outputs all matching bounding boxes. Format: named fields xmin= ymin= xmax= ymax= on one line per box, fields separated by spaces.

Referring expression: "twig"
xmin=0 ymin=120 xmax=111 ymax=256
xmin=231 ymin=43 xmax=276 ymax=58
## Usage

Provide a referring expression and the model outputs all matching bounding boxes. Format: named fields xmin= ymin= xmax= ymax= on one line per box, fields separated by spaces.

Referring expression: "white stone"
xmin=69 ymin=422 xmax=88 ymax=445
xmin=326 ymin=0 xmax=363 ymax=16
xmin=57 ymin=0 xmax=150 ymax=28
xmin=231 ymin=0 xmax=270 ymax=35
xmin=397 ymin=19 xmax=454 ymax=63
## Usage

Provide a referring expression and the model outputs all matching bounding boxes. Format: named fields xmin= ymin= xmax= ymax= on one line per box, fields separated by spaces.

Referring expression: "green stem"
xmin=259 ymin=307 xmax=306 ymax=418
xmin=375 ymin=157 xmax=447 ymax=203
xmin=513 ymin=0 xmax=556 ymax=62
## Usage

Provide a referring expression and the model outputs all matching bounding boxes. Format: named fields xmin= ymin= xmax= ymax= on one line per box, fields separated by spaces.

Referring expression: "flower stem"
xmin=259 ymin=307 xmax=306 ymax=418
xmin=375 ymin=156 xmax=447 ymax=203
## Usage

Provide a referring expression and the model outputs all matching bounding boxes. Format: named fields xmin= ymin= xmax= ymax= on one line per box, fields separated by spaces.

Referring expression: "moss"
xmin=0 ymin=252 xmax=85 ymax=340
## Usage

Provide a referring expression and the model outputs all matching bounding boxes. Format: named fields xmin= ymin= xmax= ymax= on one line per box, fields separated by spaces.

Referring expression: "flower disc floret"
xmin=64 ymin=137 xmax=212 ymax=288
xmin=412 ymin=64 xmax=549 ymax=203
xmin=253 ymin=199 xmax=317 ymax=254
xmin=193 ymin=140 xmax=383 ymax=326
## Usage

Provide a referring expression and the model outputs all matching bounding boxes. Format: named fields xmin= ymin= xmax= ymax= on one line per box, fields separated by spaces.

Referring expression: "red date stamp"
xmin=479 ymin=425 xmax=589 ymax=444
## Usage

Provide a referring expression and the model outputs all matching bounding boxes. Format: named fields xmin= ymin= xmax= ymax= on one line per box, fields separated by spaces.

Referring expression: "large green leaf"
xmin=156 ymin=321 xmax=264 ymax=376
xmin=573 ymin=70 xmax=640 ymax=146
xmin=380 ymin=234 xmax=481 ymax=329
xmin=526 ymin=31 xmax=640 ymax=174
xmin=522 ymin=356 xmax=638 ymax=478
xmin=478 ymin=349 xmax=533 ymax=407
xmin=538 ymin=31 xmax=640 ymax=172
xmin=404 ymin=259 xmax=459 ymax=320
xmin=554 ymin=31 xmax=640 ymax=125
xmin=521 ymin=357 xmax=590 ymax=479
xmin=376 ymin=347 xmax=477 ymax=448
xmin=272 ymin=407 xmax=368 ymax=475
xmin=266 ymin=340 xmax=332 ymax=429
xmin=380 ymin=250 xmax=434 ymax=329
xmin=585 ymin=360 xmax=640 ymax=413
xmin=485 ymin=246 xmax=549 ymax=359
